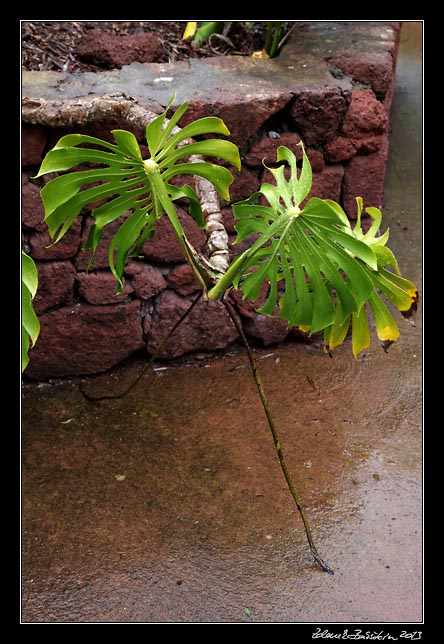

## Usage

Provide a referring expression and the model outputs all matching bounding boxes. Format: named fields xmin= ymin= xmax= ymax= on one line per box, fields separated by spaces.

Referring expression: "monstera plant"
xmin=25 ymin=96 xmax=418 ymax=573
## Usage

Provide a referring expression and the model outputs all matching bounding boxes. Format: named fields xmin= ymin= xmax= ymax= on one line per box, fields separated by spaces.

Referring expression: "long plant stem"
xmin=223 ymin=295 xmax=334 ymax=574
xmin=81 ymin=291 xmax=203 ymax=402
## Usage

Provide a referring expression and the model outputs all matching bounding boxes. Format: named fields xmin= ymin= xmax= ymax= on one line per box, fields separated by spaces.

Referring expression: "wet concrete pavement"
xmin=21 ymin=22 xmax=423 ymax=624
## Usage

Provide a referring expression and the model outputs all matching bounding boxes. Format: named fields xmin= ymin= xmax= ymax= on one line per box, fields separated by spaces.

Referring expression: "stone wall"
xmin=22 ymin=21 xmax=400 ymax=379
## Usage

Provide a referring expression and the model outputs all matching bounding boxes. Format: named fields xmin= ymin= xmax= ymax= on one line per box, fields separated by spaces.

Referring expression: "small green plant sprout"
xmin=249 ymin=21 xmax=286 ymax=59
xmin=30 ymin=97 xmax=418 ymax=573
xmin=182 ymin=21 xmax=290 ymax=58
xmin=182 ymin=21 xmax=225 ymax=47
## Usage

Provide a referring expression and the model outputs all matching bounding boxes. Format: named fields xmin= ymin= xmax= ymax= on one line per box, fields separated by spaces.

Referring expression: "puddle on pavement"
xmin=21 ymin=327 xmax=422 ymax=623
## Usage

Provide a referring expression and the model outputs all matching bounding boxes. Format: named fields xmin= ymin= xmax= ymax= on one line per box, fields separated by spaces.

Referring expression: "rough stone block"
xmin=22 ymin=124 xmax=47 ymax=167
xmin=77 ymin=271 xmax=133 ymax=305
xmin=342 ymin=137 xmax=389 ymax=217
xmin=283 ymin=21 xmax=399 ymax=101
xmin=222 ymin=206 xmax=236 ymax=234
xmin=324 ymin=134 xmax=384 ymax=163
xmin=244 ymin=131 xmax=325 ymax=173
xmin=165 ymin=264 xmax=200 ymax=296
xmin=306 ymin=149 xmax=325 ymax=173
xmin=33 ymin=261 xmax=76 ymax=315
xmin=75 ymin=216 xmax=121 ymax=271
xmin=243 ymin=314 xmax=290 ymax=346
xmin=243 ymin=132 xmax=302 ymax=167
xmin=323 ymin=136 xmax=357 ymax=163
xmin=144 ymin=290 xmax=239 ymax=359
xmin=29 ymin=218 xmax=82 ymax=260
xmin=341 ymin=89 xmax=387 ymax=137
xmin=141 ymin=205 xmax=206 ymax=264
xmin=22 ymin=181 xmax=46 ymax=231
xmin=125 ymin=260 xmax=167 ymax=299
xmin=182 ymin=93 xmax=293 ymax=148
xmin=289 ymin=87 xmax=350 ymax=146
xmin=309 ymin=164 xmax=344 ymax=203
xmin=221 ymin=165 xmax=260 ymax=206
xmin=229 ymin=284 xmax=268 ymax=320
xmin=329 ymin=48 xmax=396 ymax=101
xmin=76 ymin=28 xmax=164 ymax=68
xmin=25 ymin=300 xmax=144 ymax=379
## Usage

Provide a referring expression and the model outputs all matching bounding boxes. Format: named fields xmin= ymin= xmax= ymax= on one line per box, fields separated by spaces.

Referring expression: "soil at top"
xmin=21 ymin=21 xmax=293 ymax=73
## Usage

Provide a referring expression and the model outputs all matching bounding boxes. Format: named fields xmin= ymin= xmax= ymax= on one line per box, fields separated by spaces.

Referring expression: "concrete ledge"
xmin=22 ymin=21 xmax=401 ymax=379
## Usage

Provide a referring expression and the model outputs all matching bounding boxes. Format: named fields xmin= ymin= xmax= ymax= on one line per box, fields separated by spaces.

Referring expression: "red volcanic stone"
xmin=341 ymin=89 xmax=387 ymax=137
xmin=222 ymin=206 xmax=236 ymax=234
xmin=76 ymin=216 xmax=124 ymax=271
xmin=29 ymin=218 xmax=82 ymax=260
xmin=306 ymin=149 xmax=325 ymax=173
xmin=141 ymin=205 xmax=206 ymax=264
xmin=356 ymin=135 xmax=385 ymax=155
xmin=144 ymin=290 xmax=239 ymax=359
xmin=289 ymin=87 xmax=350 ymax=146
xmin=125 ymin=260 xmax=167 ymax=299
xmin=244 ymin=132 xmax=303 ymax=167
xmin=181 ymin=93 xmax=292 ymax=148
xmin=76 ymin=29 xmax=164 ymax=68
xmin=324 ymin=134 xmax=384 ymax=163
xmin=328 ymin=48 xmax=396 ymax=100
xmin=77 ymin=271 xmax=133 ymax=305
xmin=22 ymin=124 xmax=47 ymax=167
xmin=323 ymin=89 xmax=387 ymax=163
xmin=229 ymin=284 xmax=268 ymax=320
xmin=22 ymin=181 xmax=46 ymax=231
xmin=25 ymin=300 xmax=144 ymax=379
xmin=33 ymin=261 xmax=76 ymax=315
xmin=243 ymin=314 xmax=290 ymax=346
xmin=324 ymin=135 xmax=357 ymax=163
xmin=342 ymin=137 xmax=389 ymax=218
xmin=308 ymin=164 xmax=344 ymax=203
xmin=165 ymin=264 xmax=200 ymax=296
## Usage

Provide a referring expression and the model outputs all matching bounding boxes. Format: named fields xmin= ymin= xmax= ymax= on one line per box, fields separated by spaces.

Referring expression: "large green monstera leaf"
xmin=34 ymin=97 xmax=240 ymax=291
xmin=228 ymin=143 xmax=418 ymax=358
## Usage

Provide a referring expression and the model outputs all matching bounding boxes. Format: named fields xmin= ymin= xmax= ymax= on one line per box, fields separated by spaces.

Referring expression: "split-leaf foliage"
xmin=22 ymin=97 xmax=419 ymax=573
xmin=24 ymin=97 xmax=417 ymax=370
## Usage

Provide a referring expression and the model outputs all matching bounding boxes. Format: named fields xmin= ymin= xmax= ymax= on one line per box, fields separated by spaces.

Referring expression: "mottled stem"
xmin=22 ymin=93 xmax=164 ymax=131
xmin=190 ymin=156 xmax=230 ymax=275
